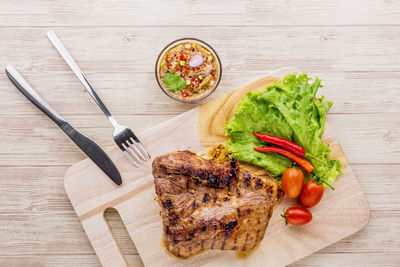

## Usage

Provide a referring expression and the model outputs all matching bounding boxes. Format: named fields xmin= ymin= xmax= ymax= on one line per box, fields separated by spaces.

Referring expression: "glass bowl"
xmin=155 ymin=38 xmax=222 ymax=103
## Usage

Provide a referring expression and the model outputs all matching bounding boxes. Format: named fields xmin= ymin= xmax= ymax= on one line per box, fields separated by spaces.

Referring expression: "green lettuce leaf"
xmin=225 ymin=73 xmax=342 ymax=185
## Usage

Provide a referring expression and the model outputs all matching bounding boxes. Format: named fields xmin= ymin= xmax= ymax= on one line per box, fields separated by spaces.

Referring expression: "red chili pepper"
xmin=180 ymin=53 xmax=187 ymax=61
xmin=253 ymin=132 xmax=305 ymax=158
xmin=254 ymin=147 xmax=314 ymax=173
xmin=191 ymin=76 xmax=201 ymax=87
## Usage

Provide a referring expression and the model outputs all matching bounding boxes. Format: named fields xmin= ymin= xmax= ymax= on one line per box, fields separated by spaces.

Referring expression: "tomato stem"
xmin=280 ymin=210 xmax=289 ymax=226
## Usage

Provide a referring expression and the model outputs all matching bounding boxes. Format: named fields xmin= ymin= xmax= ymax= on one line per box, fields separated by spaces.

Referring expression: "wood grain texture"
xmin=0 ymin=0 xmax=399 ymax=266
xmin=0 ymin=0 xmax=399 ymax=26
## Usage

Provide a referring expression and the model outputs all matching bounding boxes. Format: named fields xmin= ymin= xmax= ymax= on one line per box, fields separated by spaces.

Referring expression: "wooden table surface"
xmin=0 ymin=1 xmax=399 ymax=266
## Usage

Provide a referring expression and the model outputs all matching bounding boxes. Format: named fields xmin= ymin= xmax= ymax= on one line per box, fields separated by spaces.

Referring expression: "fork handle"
xmin=47 ymin=31 xmax=115 ymax=123
xmin=5 ymin=65 xmax=66 ymax=127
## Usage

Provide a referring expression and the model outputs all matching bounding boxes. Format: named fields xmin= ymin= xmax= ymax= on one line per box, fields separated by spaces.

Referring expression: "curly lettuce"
xmin=225 ymin=73 xmax=342 ymax=185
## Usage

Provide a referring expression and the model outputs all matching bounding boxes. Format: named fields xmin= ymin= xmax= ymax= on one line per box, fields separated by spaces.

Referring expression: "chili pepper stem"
xmin=312 ymin=174 xmax=335 ymax=190
xmin=306 ymin=153 xmax=333 ymax=168
xmin=321 ymin=179 xmax=335 ymax=190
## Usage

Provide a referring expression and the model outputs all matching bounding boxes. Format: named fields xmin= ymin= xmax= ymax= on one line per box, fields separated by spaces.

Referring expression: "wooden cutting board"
xmin=64 ymin=70 xmax=370 ymax=267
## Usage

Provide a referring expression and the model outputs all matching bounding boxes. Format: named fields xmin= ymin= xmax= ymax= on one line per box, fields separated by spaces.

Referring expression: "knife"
xmin=5 ymin=65 xmax=122 ymax=185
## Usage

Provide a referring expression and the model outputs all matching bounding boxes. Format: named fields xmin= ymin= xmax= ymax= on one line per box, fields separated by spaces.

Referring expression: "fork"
xmin=47 ymin=30 xmax=150 ymax=167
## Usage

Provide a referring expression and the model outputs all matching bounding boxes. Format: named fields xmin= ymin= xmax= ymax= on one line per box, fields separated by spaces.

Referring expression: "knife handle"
xmin=5 ymin=65 xmax=66 ymax=127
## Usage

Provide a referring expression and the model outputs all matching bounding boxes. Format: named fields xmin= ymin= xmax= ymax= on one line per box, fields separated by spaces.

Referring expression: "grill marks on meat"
xmin=153 ymin=150 xmax=283 ymax=259
xmin=153 ymin=150 xmax=239 ymax=189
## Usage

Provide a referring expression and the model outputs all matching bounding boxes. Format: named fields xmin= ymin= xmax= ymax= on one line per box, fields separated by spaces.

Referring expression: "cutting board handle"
xmin=81 ymin=211 xmax=127 ymax=267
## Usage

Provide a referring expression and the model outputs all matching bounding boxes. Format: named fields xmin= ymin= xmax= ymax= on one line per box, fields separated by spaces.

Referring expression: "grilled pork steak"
xmin=152 ymin=150 xmax=283 ymax=259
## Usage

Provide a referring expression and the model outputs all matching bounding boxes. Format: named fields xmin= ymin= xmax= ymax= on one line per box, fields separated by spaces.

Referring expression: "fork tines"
xmin=115 ymin=128 xmax=150 ymax=167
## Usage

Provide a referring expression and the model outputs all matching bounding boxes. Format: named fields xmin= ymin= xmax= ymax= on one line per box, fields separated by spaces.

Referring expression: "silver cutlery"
xmin=5 ymin=65 xmax=122 ymax=185
xmin=47 ymin=31 xmax=150 ymax=167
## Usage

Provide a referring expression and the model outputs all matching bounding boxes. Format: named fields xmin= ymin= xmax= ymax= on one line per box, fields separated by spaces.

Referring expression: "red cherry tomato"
xmin=182 ymin=92 xmax=189 ymax=97
xmin=282 ymin=207 xmax=312 ymax=226
xmin=299 ymin=180 xmax=324 ymax=208
xmin=282 ymin=167 xmax=304 ymax=198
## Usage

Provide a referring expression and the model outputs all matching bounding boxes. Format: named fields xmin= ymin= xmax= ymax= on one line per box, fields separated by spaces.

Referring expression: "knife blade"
xmin=5 ymin=65 xmax=122 ymax=185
